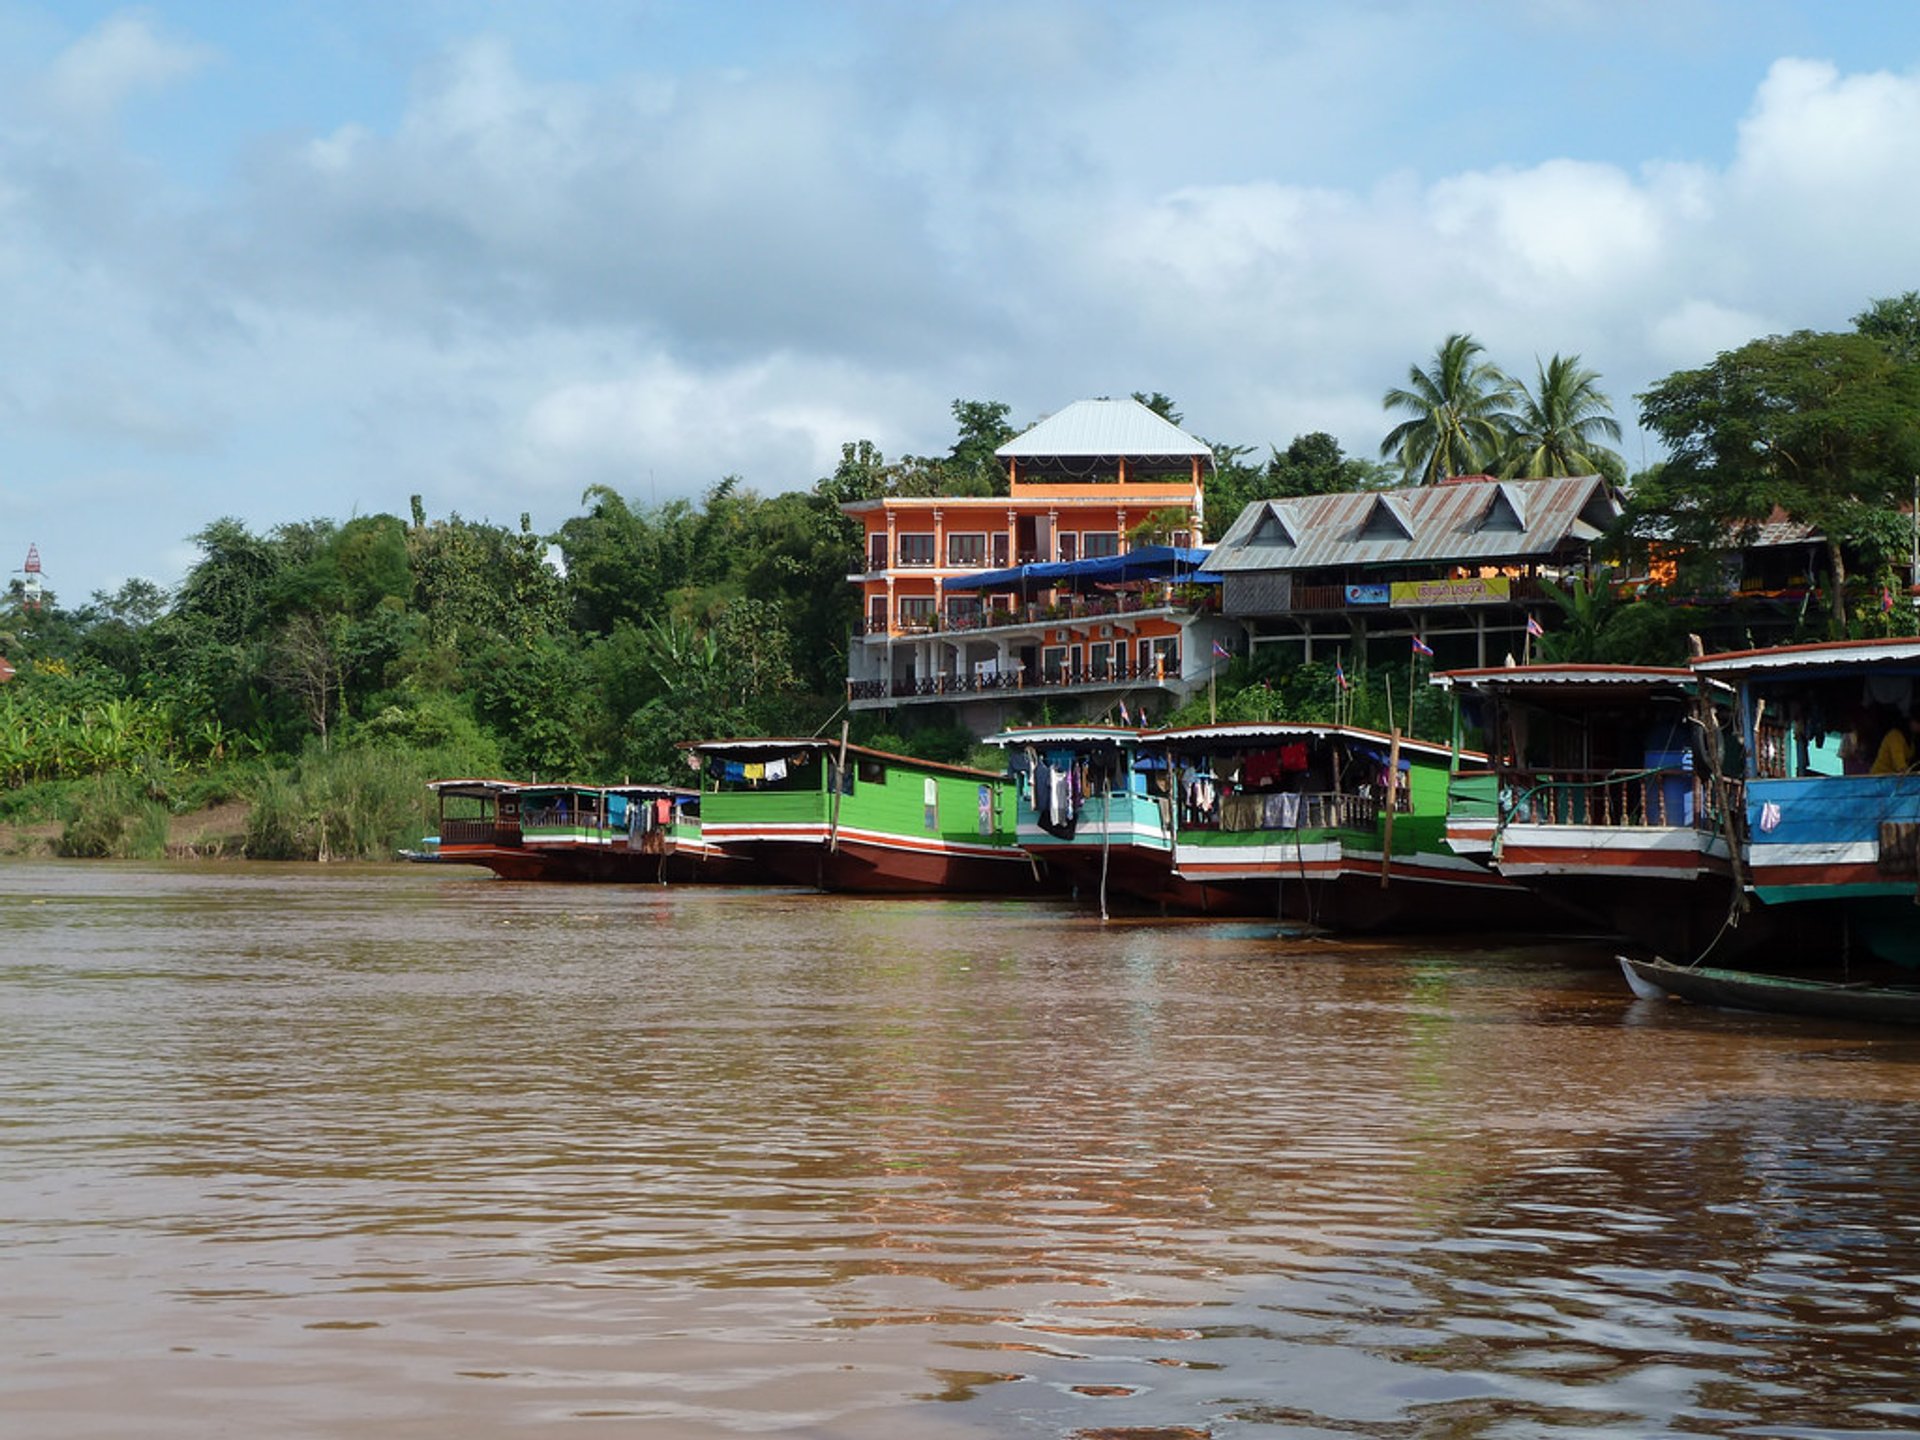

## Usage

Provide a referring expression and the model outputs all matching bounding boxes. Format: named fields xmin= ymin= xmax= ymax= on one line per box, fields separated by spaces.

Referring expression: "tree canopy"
xmin=1380 ymin=333 xmax=1519 ymax=484
xmin=1636 ymin=327 xmax=1920 ymax=627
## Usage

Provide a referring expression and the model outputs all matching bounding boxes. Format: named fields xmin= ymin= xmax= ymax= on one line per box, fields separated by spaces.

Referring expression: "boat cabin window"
xmin=856 ymin=758 xmax=888 ymax=785
xmin=1740 ymin=671 xmax=1919 ymax=778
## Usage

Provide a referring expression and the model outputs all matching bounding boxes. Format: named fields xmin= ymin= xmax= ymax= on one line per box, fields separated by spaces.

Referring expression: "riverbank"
xmin=0 ymin=800 xmax=253 ymax=860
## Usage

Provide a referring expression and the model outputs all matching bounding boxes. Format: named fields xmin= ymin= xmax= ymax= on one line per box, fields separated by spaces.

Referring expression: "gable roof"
xmin=996 ymin=398 xmax=1214 ymax=461
xmin=1205 ymin=476 xmax=1621 ymax=573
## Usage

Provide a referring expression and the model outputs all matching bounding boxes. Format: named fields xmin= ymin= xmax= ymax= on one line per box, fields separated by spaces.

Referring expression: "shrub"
xmin=243 ymin=745 xmax=442 ymax=861
xmin=56 ymin=774 xmax=171 ymax=859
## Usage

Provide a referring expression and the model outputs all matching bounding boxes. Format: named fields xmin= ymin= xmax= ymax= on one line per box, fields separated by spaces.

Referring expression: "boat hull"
xmin=709 ymin=823 xmax=1046 ymax=895
xmin=1619 ymin=955 xmax=1920 ymax=1025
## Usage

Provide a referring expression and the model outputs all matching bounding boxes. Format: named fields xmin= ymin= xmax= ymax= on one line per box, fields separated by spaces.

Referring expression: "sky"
xmin=5 ymin=0 xmax=1920 ymax=604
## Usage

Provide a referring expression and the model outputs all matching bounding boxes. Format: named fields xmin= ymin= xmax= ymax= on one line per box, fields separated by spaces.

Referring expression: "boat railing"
xmin=440 ymin=818 xmax=523 ymax=847
xmin=1494 ymin=766 xmax=1733 ymax=830
xmin=1190 ymin=789 xmax=1392 ymax=834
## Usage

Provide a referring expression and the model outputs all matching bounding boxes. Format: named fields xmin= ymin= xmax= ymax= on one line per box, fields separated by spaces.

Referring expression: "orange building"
xmin=842 ymin=398 xmax=1239 ymax=731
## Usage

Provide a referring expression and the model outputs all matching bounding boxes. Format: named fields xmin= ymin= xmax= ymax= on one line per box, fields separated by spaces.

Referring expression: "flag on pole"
xmin=1334 ymin=659 xmax=1351 ymax=690
xmin=1212 ymin=639 xmax=1232 ymax=659
xmin=1883 ymin=585 xmax=1896 ymax=614
xmin=1525 ymin=615 xmax=1544 ymax=638
xmin=1411 ymin=635 xmax=1434 ymax=658
xmin=1118 ymin=699 xmax=1130 ymax=724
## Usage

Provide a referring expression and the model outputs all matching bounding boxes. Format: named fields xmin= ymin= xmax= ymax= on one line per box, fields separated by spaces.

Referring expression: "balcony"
xmin=849 ymin=659 xmax=1180 ymax=706
xmin=852 ymin=587 xmax=1218 ymax=639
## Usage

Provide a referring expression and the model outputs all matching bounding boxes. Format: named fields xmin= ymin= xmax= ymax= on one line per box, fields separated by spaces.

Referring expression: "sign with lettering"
xmin=1389 ymin=577 xmax=1512 ymax=607
xmin=1344 ymin=584 xmax=1391 ymax=606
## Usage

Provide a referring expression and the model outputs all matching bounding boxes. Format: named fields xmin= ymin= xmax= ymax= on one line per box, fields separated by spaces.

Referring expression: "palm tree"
xmin=1380 ymin=333 xmax=1518 ymax=485
xmin=1499 ymin=354 xmax=1624 ymax=479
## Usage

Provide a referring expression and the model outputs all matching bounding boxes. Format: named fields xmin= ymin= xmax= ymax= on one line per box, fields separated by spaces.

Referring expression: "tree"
xmin=1380 ymin=333 xmax=1518 ymax=484
xmin=1855 ymin=291 xmax=1920 ymax=363
xmin=1131 ymin=391 xmax=1182 ymax=424
xmin=1499 ymin=354 xmax=1624 ymax=480
xmin=1204 ymin=433 xmax=1394 ymax=538
xmin=1637 ymin=329 xmax=1920 ymax=629
xmin=947 ymin=399 xmax=1016 ymax=495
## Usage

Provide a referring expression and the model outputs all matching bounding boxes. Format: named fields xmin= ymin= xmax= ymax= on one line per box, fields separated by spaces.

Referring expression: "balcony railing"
xmin=852 ymin=588 xmax=1218 ymax=638
xmin=441 ymin=818 xmax=523 ymax=847
xmin=849 ymin=660 xmax=1178 ymax=704
xmin=1488 ymin=767 xmax=1736 ymax=830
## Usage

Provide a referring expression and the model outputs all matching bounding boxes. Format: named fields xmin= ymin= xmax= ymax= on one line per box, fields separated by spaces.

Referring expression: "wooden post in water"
xmin=1379 ymin=726 xmax=1402 ymax=888
xmin=827 ymin=721 xmax=850 ymax=855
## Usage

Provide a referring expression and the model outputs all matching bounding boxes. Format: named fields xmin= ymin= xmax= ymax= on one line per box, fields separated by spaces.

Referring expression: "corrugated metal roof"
xmin=1205 ymin=476 xmax=1621 ymax=573
xmin=997 ymin=398 xmax=1214 ymax=460
xmin=1692 ymin=637 xmax=1920 ymax=675
xmin=1434 ymin=664 xmax=1693 ymax=688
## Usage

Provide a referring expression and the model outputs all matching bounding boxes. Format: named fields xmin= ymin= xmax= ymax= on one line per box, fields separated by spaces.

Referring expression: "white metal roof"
xmin=997 ymin=398 xmax=1214 ymax=461
xmin=984 ymin=725 xmax=1145 ymax=747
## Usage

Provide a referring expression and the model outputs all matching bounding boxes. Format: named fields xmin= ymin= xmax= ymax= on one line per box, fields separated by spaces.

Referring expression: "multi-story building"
xmin=843 ymin=398 xmax=1239 ymax=732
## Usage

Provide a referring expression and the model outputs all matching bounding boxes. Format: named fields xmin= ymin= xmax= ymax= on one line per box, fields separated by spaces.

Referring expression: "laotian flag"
xmin=1334 ymin=659 xmax=1351 ymax=690
xmin=1212 ymin=639 xmax=1232 ymax=659
xmin=1526 ymin=615 xmax=1544 ymax=637
xmin=1883 ymin=586 xmax=1896 ymax=614
xmin=1411 ymin=635 xmax=1434 ymax=658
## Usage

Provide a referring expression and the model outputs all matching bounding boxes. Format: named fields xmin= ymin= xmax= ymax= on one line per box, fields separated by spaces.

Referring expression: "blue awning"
xmin=941 ymin=545 xmax=1217 ymax=592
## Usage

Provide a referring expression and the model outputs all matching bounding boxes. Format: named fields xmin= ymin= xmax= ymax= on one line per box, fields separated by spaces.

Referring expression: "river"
xmin=4 ymin=861 xmax=1919 ymax=1439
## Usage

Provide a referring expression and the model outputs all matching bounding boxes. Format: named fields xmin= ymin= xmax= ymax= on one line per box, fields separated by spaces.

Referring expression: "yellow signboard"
xmin=1389 ymin=577 xmax=1512 ymax=607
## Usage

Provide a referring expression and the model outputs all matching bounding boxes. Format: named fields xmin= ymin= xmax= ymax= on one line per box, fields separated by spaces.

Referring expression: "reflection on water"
xmin=4 ymin=861 xmax=1920 ymax=1438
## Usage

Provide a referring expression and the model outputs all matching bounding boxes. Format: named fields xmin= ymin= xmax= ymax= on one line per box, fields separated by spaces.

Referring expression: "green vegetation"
xmin=6 ymin=296 xmax=1920 ymax=856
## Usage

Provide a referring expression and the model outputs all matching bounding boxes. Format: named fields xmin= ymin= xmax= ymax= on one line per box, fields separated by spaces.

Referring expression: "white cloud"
xmin=39 ymin=10 xmax=211 ymax=127
xmin=9 ymin=8 xmax=1920 ymax=600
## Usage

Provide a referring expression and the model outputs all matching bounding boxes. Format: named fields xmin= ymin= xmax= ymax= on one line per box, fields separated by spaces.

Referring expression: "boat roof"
xmin=427 ymin=778 xmax=524 ymax=795
xmin=681 ymin=736 xmax=1006 ymax=781
xmin=515 ymin=782 xmax=697 ymax=799
xmin=1146 ymin=721 xmax=1461 ymax=764
xmin=1691 ymin=635 xmax=1920 ymax=677
xmin=985 ymin=725 xmax=1145 ymax=748
xmin=1433 ymin=663 xmax=1713 ymax=697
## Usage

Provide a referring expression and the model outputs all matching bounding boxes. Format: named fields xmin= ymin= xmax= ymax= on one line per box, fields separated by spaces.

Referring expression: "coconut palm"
xmin=1380 ymin=333 xmax=1519 ymax=485
xmin=1499 ymin=354 xmax=1624 ymax=479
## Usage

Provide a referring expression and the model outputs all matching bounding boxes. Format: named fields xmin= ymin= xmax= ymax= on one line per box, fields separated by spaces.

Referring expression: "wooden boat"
xmin=513 ymin=782 xmax=746 ymax=883
xmin=422 ymin=779 xmax=547 ymax=878
xmin=685 ymin=737 xmax=1045 ymax=895
xmin=1618 ymin=954 xmax=1920 ymax=1024
xmin=1690 ymin=637 xmax=1920 ymax=968
xmin=1432 ymin=665 xmax=1743 ymax=957
xmin=420 ymin=779 xmax=745 ymax=883
xmin=1136 ymin=722 xmax=1555 ymax=930
xmin=985 ymin=724 xmax=1187 ymax=911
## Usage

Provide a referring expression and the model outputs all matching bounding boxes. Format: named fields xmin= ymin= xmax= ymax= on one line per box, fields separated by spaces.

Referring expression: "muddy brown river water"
xmin=4 ymin=861 xmax=1920 ymax=1438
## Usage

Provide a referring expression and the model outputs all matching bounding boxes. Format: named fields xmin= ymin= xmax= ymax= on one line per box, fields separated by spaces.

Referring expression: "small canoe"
xmin=1618 ymin=954 xmax=1920 ymax=1025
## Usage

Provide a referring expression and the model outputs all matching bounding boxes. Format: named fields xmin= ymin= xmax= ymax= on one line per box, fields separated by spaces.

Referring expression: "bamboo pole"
xmin=1379 ymin=727 xmax=1402 ymax=888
